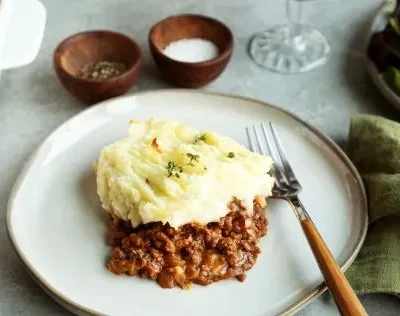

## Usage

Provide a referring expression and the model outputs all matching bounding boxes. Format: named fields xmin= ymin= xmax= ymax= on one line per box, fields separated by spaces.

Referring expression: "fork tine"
xmin=251 ymin=123 xmax=289 ymax=188
xmin=260 ymin=122 xmax=283 ymax=179
xmin=246 ymin=127 xmax=256 ymax=152
xmin=261 ymin=122 xmax=277 ymax=162
xmin=269 ymin=122 xmax=301 ymax=188
xmin=253 ymin=125 xmax=268 ymax=156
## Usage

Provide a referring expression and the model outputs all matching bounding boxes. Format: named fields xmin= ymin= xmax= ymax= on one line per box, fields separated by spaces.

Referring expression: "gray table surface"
xmin=1 ymin=0 xmax=400 ymax=315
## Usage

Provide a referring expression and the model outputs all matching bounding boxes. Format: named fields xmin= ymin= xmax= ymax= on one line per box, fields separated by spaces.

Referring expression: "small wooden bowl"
xmin=149 ymin=14 xmax=233 ymax=88
xmin=54 ymin=30 xmax=141 ymax=105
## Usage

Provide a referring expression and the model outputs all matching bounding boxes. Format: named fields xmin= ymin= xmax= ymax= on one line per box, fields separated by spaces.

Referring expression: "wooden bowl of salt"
xmin=149 ymin=14 xmax=233 ymax=88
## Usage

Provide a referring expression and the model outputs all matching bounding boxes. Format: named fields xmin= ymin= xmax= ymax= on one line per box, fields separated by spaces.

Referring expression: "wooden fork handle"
xmin=301 ymin=218 xmax=367 ymax=316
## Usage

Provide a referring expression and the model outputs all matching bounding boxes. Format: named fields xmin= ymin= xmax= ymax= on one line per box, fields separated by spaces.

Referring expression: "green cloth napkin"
xmin=345 ymin=115 xmax=400 ymax=295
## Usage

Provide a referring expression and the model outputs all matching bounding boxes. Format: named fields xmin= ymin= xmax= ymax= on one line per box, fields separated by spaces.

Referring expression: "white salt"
xmin=163 ymin=38 xmax=219 ymax=63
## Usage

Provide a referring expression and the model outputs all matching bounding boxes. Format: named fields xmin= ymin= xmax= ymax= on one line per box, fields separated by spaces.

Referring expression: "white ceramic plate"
xmin=366 ymin=0 xmax=400 ymax=109
xmin=7 ymin=90 xmax=368 ymax=316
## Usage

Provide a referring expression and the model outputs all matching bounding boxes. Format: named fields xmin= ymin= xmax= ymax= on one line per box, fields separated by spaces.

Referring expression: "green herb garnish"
xmin=227 ymin=152 xmax=235 ymax=158
xmin=186 ymin=153 xmax=200 ymax=166
xmin=166 ymin=161 xmax=183 ymax=178
xmin=390 ymin=18 xmax=400 ymax=37
xmin=194 ymin=134 xmax=207 ymax=144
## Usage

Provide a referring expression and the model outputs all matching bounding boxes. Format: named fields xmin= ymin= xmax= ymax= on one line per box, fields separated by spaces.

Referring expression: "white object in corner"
xmin=0 ymin=0 xmax=46 ymax=70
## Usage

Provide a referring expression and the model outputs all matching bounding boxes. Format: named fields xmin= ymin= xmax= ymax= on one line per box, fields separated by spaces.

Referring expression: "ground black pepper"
xmin=78 ymin=61 xmax=127 ymax=79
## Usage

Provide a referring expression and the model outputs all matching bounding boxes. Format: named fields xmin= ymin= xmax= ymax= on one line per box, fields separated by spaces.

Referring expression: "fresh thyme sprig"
xmin=194 ymin=134 xmax=207 ymax=144
xmin=166 ymin=153 xmax=202 ymax=178
xmin=186 ymin=153 xmax=200 ymax=166
xmin=166 ymin=161 xmax=183 ymax=178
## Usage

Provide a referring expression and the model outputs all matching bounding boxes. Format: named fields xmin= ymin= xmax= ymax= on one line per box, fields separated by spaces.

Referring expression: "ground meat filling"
xmin=108 ymin=199 xmax=268 ymax=289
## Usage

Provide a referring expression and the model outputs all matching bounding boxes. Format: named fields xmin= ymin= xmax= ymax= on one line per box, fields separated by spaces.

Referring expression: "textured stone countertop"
xmin=1 ymin=0 xmax=400 ymax=315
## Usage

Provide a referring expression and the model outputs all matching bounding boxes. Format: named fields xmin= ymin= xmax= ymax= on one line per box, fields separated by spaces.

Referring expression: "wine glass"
xmin=249 ymin=0 xmax=330 ymax=73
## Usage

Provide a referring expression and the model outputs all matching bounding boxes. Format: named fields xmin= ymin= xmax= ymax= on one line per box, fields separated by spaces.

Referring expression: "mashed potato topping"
xmin=96 ymin=118 xmax=274 ymax=228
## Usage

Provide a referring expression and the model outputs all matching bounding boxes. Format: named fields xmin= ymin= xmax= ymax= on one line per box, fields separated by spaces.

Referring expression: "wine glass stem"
xmin=286 ymin=0 xmax=303 ymax=38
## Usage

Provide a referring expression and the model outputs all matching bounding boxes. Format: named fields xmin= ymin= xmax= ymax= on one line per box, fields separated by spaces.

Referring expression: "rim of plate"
xmin=6 ymin=89 xmax=369 ymax=316
xmin=365 ymin=0 xmax=400 ymax=110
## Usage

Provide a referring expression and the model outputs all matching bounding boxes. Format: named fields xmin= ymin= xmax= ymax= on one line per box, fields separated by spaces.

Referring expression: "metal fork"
xmin=247 ymin=122 xmax=367 ymax=316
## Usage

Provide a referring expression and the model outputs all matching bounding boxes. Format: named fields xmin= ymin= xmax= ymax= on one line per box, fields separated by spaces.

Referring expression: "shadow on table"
xmin=27 ymin=52 xmax=172 ymax=110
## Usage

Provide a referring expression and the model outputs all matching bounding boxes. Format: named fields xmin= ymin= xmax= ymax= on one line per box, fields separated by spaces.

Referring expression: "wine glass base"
xmin=249 ymin=24 xmax=330 ymax=73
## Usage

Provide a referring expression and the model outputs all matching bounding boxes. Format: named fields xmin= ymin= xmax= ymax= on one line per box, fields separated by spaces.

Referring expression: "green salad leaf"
xmin=386 ymin=66 xmax=400 ymax=92
xmin=390 ymin=17 xmax=400 ymax=36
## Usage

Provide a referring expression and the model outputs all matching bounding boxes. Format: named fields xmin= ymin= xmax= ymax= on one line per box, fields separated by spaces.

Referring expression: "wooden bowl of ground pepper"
xmin=54 ymin=30 xmax=141 ymax=105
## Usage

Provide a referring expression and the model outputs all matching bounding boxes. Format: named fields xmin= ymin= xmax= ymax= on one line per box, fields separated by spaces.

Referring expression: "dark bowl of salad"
xmin=367 ymin=0 xmax=400 ymax=106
